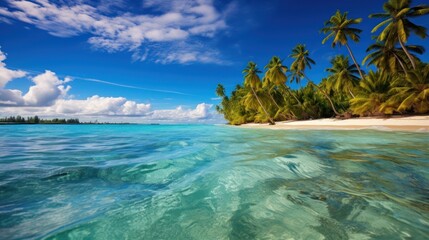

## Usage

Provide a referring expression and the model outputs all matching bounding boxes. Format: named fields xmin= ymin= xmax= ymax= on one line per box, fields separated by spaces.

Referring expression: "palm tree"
xmin=225 ymin=84 xmax=251 ymax=125
xmin=243 ymin=62 xmax=275 ymax=125
xmin=363 ymin=42 xmax=425 ymax=73
xmin=350 ymin=70 xmax=395 ymax=116
xmin=264 ymin=56 xmax=303 ymax=115
xmin=387 ymin=64 xmax=429 ymax=113
xmin=322 ymin=10 xmax=365 ymax=80
xmin=261 ymin=76 xmax=295 ymax=119
xmin=369 ymin=0 xmax=429 ymax=69
xmin=297 ymin=84 xmax=333 ymax=119
xmin=215 ymin=84 xmax=226 ymax=114
xmin=261 ymin=76 xmax=282 ymax=110
xmin=289 ymin=44 xmax=340 ymax=115
xmin=326 ymin=55 xmax=360 ymax=98
xmin=216 ymin=84 xmax=226 ymax=98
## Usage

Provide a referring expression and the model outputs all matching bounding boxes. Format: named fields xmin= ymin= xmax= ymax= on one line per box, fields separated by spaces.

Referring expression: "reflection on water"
xmin=0 ymin=125 xmax=428 ymax=239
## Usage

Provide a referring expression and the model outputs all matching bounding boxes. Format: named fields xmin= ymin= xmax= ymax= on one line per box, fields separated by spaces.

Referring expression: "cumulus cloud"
xmin=0 ymin=49 xmax=27 ymax=88
xmin=23 ymin=70 xmax=72 ymax=106
xmin=150 ymin=103 xmax=213 ymax=120
xmin=51 ymin=96 xmax=151 ymax=116
xmin=0 ymin=0 xmax=232 ymax=64
xmin=0 ymin=101 xmax=220 ymax=122
xmin=0 ymin=68 xmax=71 ymax=107
xmin=0 ymin=48 xmax=221 ymax=122
xmin=0 ymin=48 xmax=27 ymax=105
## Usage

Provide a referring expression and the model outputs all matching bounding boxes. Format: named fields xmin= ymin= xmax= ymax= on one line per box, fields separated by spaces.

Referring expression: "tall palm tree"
xmin=262 ymin=76 xmax=282 ymax=110
xmin=215 ymin=84 xmax=227 ymax=114
xmin=326 ymin=55 xmax=360 ymax=98
xmin=261 ymin=76 xmax=295 ymax=119
xmin=243 ymin=62 xmax=275 ymax=125
xmin=289 ymin=44 xmax=340 ymax=115
xmin=321 ymin=10 xmax=365 ymax=80
xmin=369 ymin=0 xmax=429 ymax=69
xmin=264 ymin=56 xmax=304 ymax=109
xmin=363 ymin=42 xmax=424 ymax=73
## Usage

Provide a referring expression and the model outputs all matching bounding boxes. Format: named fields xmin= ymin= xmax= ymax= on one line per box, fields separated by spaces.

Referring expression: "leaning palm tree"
xmin=289 ymin=44 xmax=340 ymax=115
xmin=262 ymin=76 xmax=282 ymax=110
xmin=363 ymin=42 xmax=425 ymax=73
xmin=262 ymin=76 xmax=295 ymax=119
xmin=215 ymin=84 xmax=227 ymax=114
xmin=386 ymin=63 xmax=429 ymax=113
xmin=243 ymin=62 xmax=275 ymax=124
xmin=322 ymin=10 xmax=365 ymax=79
xmin=265 ymin=56 xmax=304 ymax=112
xmin=326 ymin=55 xmax=360 ymax=98
xmin=369 ymin=0 xmax=429 ymax=69
xmin=216 ymin=84 xmax=226 ymax=98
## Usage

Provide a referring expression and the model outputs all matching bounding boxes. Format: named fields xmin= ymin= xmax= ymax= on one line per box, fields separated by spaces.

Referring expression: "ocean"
xmin=0 ymin=124 xmax=428 ymax=239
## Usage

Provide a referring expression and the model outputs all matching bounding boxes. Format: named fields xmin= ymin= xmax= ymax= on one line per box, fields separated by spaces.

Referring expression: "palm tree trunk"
xmin=267 ymin=90 xmax=296 ymax=119
xmin=345 ymin=43 xmax=365 ymax=80
xmin=281 ymin=84 xmax=303 ymax=106
xmin=267 ymin=89 xmax=281 ymax=110
xmin=281 ymin=83 xmax=316 ymax=118
xmin=304 ymin=75 xmax=340 ymax=116
xmin=393 ymin=53 xmax=407 ymax=74
xmin=398 ymin=40 xmax=416 ymax=70
xmin=268 ymin=90 xmax=296 ymax=119
xmin=348 ymin=88 xmax=355 ymax=98
xmin=250 ymin=87 xmax=275 ymax=125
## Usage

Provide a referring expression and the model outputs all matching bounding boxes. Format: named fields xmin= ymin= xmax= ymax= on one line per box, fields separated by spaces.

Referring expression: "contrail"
xmin=72 ymin=76 xmax=190 ymax=96
xmin=19 ymin=69 xmax=190 ymax=96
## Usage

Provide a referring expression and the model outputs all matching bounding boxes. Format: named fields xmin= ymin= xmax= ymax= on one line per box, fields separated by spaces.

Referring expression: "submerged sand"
xmin=238 ymin=115 xmax=429 ymax=132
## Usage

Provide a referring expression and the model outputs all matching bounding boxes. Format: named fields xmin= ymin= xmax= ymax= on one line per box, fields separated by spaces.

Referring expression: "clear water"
xmin=0 ymin=125 xmax=428 ymax=239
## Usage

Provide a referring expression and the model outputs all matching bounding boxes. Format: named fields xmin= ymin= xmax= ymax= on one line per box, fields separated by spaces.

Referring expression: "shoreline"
xmin=237 ymin=115 xmax=429 ymax=132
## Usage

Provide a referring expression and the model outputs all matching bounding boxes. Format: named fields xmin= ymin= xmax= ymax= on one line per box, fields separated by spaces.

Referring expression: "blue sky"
xmin=0 ymin=0 xmax=428 ymax=122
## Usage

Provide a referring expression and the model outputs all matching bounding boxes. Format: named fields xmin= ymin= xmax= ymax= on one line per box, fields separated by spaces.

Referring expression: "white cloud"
xmin=0 ymin=48 xmax=222 ymax=122
xmin=23 ymin=70 xmax=71 ymax=106
xmin=149 ymin=103 xmax=213 ymax=120
xmin=0 ymin=0 xmax=231 ymax=64
xmin=0 ymin=68 xmax=71 ymax=107
xmin=0 ymin=49 xmax=27 ymax=88
xmin=51 ymin=96 xmax=151 ymax=116
xmin=0 ymin=101 xmax=221 ymax=123
xmin=153 ymin=41 xmax=227 ymax=64
xmin=0 ymin=48 xmax=27 ymax=106
xmin=0 ymin=89 xmax=25 ymax=106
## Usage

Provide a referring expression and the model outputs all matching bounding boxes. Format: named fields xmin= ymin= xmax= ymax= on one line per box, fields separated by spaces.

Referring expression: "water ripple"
xmin=0 ymin=125 xmax=428 ymax=239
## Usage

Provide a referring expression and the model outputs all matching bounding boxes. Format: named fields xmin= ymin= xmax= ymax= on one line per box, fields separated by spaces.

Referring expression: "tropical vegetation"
xmin=0 ymin=116 xmax=80 ymax=124
xmin=215 ymin=0 xmax=429 ymax=125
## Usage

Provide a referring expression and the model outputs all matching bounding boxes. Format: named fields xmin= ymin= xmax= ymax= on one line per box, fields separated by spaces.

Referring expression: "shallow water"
xmin=0 ymin=124 xmax=428 ymax=239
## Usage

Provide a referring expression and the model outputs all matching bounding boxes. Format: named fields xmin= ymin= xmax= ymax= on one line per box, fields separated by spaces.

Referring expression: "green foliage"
xmin=387 ymin=64 xmax=429 ymax=113
xmin=326 ymin=55 xmax=360 ymax=97
xmin=321 ymin=10 xmax=363 ymax=47
xmin=370 ymin=0 xmax=429 ymax=44
xmin=0 ymin=116 xmax=80 ymax=124
xmin=370 ymin=0 xmax=429 ymax=68
xmin=350 ymin=70 xmax=395 ymax=116
xmin=215 ymin=0 xmax=429 ymax=125
xmin=363 ymin=42 xmax=424 ymax=73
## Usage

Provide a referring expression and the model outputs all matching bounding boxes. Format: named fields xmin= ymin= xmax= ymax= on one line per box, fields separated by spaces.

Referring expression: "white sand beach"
xmin=239 ymin=115 xmax=429 ymax=132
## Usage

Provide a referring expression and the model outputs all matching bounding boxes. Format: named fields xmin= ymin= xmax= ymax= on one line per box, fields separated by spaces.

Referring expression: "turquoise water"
xmin=0 ymin=125 xmax=428 ymax=239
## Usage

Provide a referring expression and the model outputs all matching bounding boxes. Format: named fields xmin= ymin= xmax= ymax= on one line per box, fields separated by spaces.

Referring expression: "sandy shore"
xmin=238 ymin=115 xmax=429 ymax=132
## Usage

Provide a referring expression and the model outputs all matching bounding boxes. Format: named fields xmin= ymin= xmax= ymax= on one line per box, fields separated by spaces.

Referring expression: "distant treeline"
xmin=0 ymin=116 xmax=80 ymax=124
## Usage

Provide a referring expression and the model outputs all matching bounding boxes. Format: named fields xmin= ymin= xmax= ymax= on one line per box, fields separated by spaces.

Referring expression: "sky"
xmin=0 ymin=0 xmax=428 ymax=123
